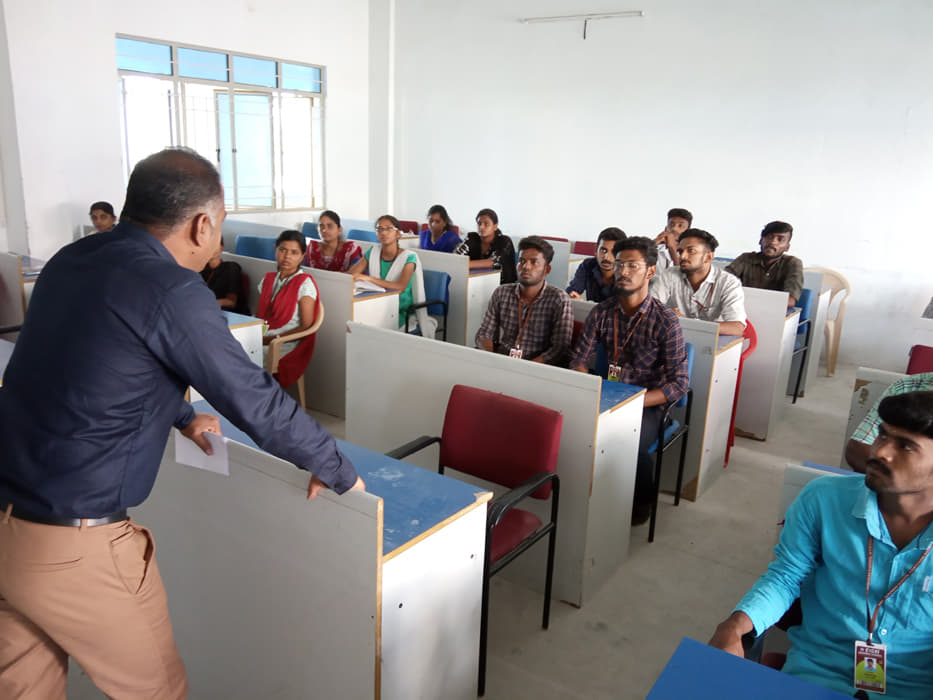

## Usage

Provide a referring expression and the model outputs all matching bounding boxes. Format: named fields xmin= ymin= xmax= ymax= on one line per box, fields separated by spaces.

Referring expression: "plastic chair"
xmin=790 ymin=289 xmax=814 ymax=404
xmin=805 ymin=267 xmax=850 ymax=377
xmin=301 ymin=221 xmax=319 ymax=240
xmin=347 ymin=228 xmax=378 ymax=243
xmin=573 ymin=241 xmax=597 ymax=256
xmin=646 ymin=342 xmax=695 ymax=542
xmin=405 ymin=269 xmax=451 ymax=341
xmin=907 ymin=345 xmax=933 ymax=374
xmin=387 ymin=385 xmax=562 ymax=697
xmin=725 ymin=321 xmax=758 ymax=466
xmin=234 ymin=235 xmax=277 ymax=261
xmin=267 ymin=298 xmax=325 ymax=410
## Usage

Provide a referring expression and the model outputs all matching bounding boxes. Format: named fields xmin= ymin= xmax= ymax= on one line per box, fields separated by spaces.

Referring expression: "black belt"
xmin=1 ymin=504 xmax=128 ymax=527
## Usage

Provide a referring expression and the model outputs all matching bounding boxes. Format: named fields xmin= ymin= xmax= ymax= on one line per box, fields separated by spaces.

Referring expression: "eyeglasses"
xmin=612 ymin=261 xmax=646 ymax=271
xmin=376 ymin=226 xmax=398 ymax=233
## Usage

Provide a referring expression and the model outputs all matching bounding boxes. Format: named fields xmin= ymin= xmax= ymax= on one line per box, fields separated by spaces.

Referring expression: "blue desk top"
xmin=647 ymin=638 xmax=851 ymax=699
xmin=222 ymin=310 xmax=261 ymax=328
xmin=599 ymin=379 xmax=644 ymax=414
xmin=190 ymin=401 xmax=487 ymax=557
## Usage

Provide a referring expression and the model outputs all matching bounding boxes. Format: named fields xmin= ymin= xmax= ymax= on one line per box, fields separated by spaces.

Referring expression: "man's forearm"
xmin=709 ymin=610 xmax=755 ymax=658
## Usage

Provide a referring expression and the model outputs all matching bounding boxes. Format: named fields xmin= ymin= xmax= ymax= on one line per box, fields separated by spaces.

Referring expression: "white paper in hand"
xmin=174 ymin=429 xmax=230 ymax=476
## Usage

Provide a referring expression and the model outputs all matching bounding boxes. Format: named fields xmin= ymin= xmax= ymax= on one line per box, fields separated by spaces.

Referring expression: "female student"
xmin=88 ymin=201 xmax=117 ymax=233
xmin=419 ymin=204 xmax=461 ymax=253
xmin=304 ymin=210 xmax=363 ymax=272
xmin=350 ymin=215 xmax=436 ymax=339
xmin=257 ymin=230 xmax=320 ymax=387
xmin=453 ymin=208 xmax=517 ymax=284
xmin=201 ymin=238 xmax=249 ymax=314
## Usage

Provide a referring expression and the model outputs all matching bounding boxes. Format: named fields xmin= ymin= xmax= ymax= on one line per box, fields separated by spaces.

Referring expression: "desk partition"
xmin=465 ymin=269 xmax=501 ymax=347
xmin=345 ymin=322 xmax=646 ymax=607
xmin=785 ymin=270 xmax=830 ymax=398
xmin=0 ymin=253 xmax=27 ymax=337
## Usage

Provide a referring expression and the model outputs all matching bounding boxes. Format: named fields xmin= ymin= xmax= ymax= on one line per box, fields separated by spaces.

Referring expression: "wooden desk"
xmin=465 ymin=268 xmax=501 ymax=347
xmin=345 ymin=322 xmax=647 ymax=607
xmin=735 ymin=289 xmax=800 ymax=440
xmin=68 ymin=402 xmax=491 ymax=700
xmin=648 ymin=638 xmax=851 ymax=699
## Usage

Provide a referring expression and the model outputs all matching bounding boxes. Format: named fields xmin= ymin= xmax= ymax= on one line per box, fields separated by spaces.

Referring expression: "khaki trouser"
xmin=0 ymin=509 xmax=187 ymax=699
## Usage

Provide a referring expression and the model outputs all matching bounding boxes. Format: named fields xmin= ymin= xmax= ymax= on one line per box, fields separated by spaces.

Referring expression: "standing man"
xmin=653 ymin=207 xmax=693 ymax=270
xmin=725 ymin=220 xmax=804 ymax=308
xmin=651 ymin=228 xmax=747 ymax=337
xmin=570 ymin=237 xmax=688 ymax=524
xmin=710 ymin=391 xmax=933 ymax=699
xmin=0 ymin=149 xmax=364 ymax=699
xmin=476 ymin=235 xmax=574 ymax=365
xmin=566 ymin=227 xmax=626 ymax=302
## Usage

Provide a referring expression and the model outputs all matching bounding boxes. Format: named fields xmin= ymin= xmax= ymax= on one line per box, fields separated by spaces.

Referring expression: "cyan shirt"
xmin=737 ymin=475 xmax=933 ymax=699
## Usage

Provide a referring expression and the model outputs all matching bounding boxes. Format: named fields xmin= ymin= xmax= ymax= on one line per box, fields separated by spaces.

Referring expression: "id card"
xmin=509 ymin=347 xmax=523 ymax=359
xmin=854 ymin=641 xmax=886 ymax=694
xmin=608 ymin=363 xmax=621 ymax=382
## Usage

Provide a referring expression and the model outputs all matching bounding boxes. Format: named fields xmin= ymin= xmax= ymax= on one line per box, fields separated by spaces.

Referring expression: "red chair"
xmin=725 ymin=321 xmax=758 ymax=466
xmin=387 ymin=385 xmax=562 ymax=696
xmin=573 ymin=241 xmax=597 ymax=256
xmin=907 ymin=344 xmax=933 ymax=374
xmin=539 ymin=235 xmax=569 ymax=243
xmin=397 ymin=219 xmax=420 ymax=235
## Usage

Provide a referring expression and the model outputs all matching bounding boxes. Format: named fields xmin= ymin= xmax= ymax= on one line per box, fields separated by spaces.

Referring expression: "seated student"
xmin=650 ymin=228 xmax=747 ymax=336
xmin=475 ymin=236 xmax=573 ymax=365
xmin=570 ymin=237 xmax=688 ymax=525
xmin=89 ymin=201 xmax=117 ymax=233
xmin=304 ymin=210 xmax=363 ymax=272
xmin=710 ymin=391 xmax=933 ymax=700
xmin=350 ymin=215 xmax=437 ymax=339
xmin=845 ymin=372 xmax=933 ymax=473
xmin=725 ymin=221 xmax=804 ymax=308
xmin=566 ymin=227 xmax=627 ymax=302
xmin=201 ymin=238 xmax=249 ymax=315
xmin=257 ymin=230 xmax=320 ymax=386
xmin=453 ymin=208 xmax=517 ymax=284
xmin=653 ymin=207 xmax=692 ymax=270
xmin=420 ymin=204 xmax=461 ymax=253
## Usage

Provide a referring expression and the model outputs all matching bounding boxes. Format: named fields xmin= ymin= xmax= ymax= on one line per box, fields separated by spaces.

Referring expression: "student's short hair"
xmin=276 ymin=229 xmax=307 ymax=254
xmin=475 ymin=208 xmax=498 ymax=225
xmin=678 ymin=228 xmax=719 ymax=252
xmin=375 ymin=214 xmax=402 ymax=230
xmin=597 ymin=227 xmax=626 ymax=246
xmin=612 ymin=236 xmax=658 ymax=267
xmin=89 ymin=201 xmax=115 ymax=217
xmin=878 ymin=391 xmax=933 ymax=441
xmin=518 ymin=235 xmax=555 ymax=264
xmin=427 ymin=204 xmax=454 ymax=231
xmin=319 ymin=210 xmax=341 ymax=228
xmin=761 ymin=220 xmax=793 ymax=239
xmin=667 ymin=208 xmax=693 ymax=225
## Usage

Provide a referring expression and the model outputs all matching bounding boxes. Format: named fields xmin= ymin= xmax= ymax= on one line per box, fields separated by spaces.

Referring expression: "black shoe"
xmin=631 ymin=502 xmax=651 ymax=526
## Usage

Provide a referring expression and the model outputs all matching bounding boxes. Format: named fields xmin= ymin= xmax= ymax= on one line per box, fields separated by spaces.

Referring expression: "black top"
xmin=456 ymin=231 xmax=517 ymax=284
xmin=201 ymin=260 xmax=250 ymax=315
xmin=0 ymin=223 xmax=358 ymax=518
xmin=565 ymin=257 xmax=615 ymax=303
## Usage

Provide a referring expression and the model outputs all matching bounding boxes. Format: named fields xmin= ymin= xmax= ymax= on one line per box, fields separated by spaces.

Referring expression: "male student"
xmin=570 ymin=237 xmax=688 ymax=525
xmin=476 ymin=235 xmax=574 ymax=365
xmin=654 ymin=207 xmax=693 ymax=270
xmin=726 ymin=220 xmax=804 ymax=308
xmin=845 ymin=372 xmax=933 ymax=473
xmin=709 ymin=391 xmax=933 ymax=700
xmin=566 ymin=227 xmax=626 ymax=302
xmin=0 ymin=149 xmax=364 ymax=699
xmin=651 ymin=228 xmax=747 ymax=337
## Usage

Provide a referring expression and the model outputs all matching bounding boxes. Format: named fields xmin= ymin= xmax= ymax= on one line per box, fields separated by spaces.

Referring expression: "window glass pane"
xmin=281 ymin=63 xmax=322 ymax=93
xmin=232 ymin=55 xmax=276 ymax=88
xmin=280 ymin=95 xmax=313 ymax=208
xmin=181 ymin=82 xmax=221 ymax=171
xmin=121 ymin=75 xmax=176 ymax=176
xmin=232 ymin=93 xmax=274 ymax=207
xmin=215 ymin=92 xmax=235 ymax=209
xmin=178 ymin=47 xmax=228 ymax=81
xmin=311 ymin=98 xmax=324 ymax=208
xmin=116 ymin=38 xmax=172 ymax=75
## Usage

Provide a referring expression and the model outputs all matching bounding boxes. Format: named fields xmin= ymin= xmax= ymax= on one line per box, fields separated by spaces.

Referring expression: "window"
xmin=116 ymin=37 xmax=325 ymax=211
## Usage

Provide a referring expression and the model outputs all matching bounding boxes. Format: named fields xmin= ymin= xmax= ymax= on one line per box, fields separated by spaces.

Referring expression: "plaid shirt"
xmin=725 ymin=252 xmax=804 ymax=302
xmin=851 ymin=373 xmax=933 ymax=445
xmin=475 ymin=283 xmax=574 ymax=365
xmin=570 ymin=294 xmax=688 ymax=403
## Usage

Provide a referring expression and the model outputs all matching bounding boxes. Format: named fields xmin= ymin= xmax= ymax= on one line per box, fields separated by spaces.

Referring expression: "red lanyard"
xmin=514 ymin=290 xmax=542 ymax=349
xmin=864 ymin=536 xmax=933 ymax=643
xmin=611 ymin=309 xmax=645 ymax=365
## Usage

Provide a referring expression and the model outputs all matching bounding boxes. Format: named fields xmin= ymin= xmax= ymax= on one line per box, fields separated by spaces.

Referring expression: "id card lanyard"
xmin=864 ymin=536 xmax=933 ymax=644
xmin=607 ymin=310 xmax=644 ymax=381
xmin=510 ymin=286 xmax=543 ymax=358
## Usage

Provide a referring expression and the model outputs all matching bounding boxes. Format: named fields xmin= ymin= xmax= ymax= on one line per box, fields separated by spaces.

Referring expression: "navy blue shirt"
xmin=565 ymin=257 xmax=615 ymax=303
xmin=0 ymin=223 xmax=358 ymax=519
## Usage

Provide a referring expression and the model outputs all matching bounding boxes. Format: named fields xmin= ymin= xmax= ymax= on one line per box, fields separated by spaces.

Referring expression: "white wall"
xmin=389 ymin=0 xmax=933 ymax=371
xmin=0 ymin=0 xmax=371 ymax=260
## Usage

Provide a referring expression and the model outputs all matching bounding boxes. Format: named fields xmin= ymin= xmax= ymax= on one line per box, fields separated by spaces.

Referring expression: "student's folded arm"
xmin=569 ymin=308 xmax=599 ymax=371
xmin=566 ymin=262 xmax=587 ymax=295
xmin=540 ymin=298 xmax=575 ymax=365
xmin=785 ymin=257 xmax=804 ymax=308
xmin=718 ymin=277 xmax=747 ymax=336
xmin=474 ymin=292 xmax=501 ymax=351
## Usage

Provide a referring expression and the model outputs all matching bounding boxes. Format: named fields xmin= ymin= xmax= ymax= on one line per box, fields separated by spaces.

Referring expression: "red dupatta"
xmin=257 ymin=271 xmax=319 ymax=388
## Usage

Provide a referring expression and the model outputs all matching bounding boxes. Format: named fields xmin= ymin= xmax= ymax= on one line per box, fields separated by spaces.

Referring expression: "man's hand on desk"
xmin=307 ymin=475 xmax=366 ymax=500
xmin=181 ymin=413 xmax=222 ymax=455
xmin=708 ymin=610 xmax=754 ymax=658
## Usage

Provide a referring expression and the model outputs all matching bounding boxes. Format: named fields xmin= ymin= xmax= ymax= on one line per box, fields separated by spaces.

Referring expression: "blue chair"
xmin=234 ymin=235 xmax=276 ymax=261
xmin=790 ymin=289 xmax=814 ymax=404
xmin=405 ymin=269 xmax=451 ymax=341
xmin=347 ymin=228 xmax=378 ymax=243
xmin=301 ymin=221 xmax=319 ymax=240
xmin=647 ymin=342 xmax=695 ymax=543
